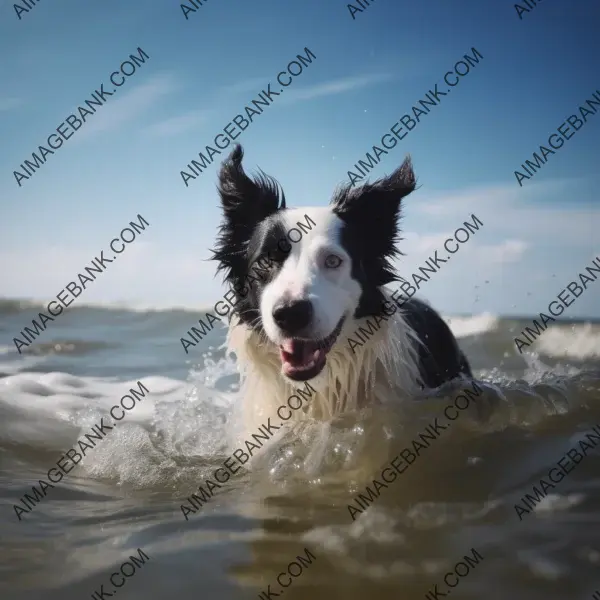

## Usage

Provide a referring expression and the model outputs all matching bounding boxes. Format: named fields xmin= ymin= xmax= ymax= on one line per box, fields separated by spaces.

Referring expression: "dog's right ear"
xmin=217 ymin=144 xmax=285 ymax=219
xmin=211 ymin=144 xmax=285 ymax=286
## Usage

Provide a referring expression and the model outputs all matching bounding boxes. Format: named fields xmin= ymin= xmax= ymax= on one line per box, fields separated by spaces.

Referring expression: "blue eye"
xmin=324 ymin=254 xmax=342 ymax=269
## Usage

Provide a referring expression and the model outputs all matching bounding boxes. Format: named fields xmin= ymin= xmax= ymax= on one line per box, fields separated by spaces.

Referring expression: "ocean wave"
xmin=444 ymin=312 xmax=500 ymax=338
xmin=2 ymin=355 xmax=599 ymax=492
xmin=13 ymin=339 xmax=118 ymax=357
xmin=0 ymin=296 xmax=217 ymax=315
xmin=536 ymin=323 xmax=600 ymax=359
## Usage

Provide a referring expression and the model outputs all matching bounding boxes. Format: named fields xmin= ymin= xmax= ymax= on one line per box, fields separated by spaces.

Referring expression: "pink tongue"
xmin=281 ymin=339 xmax=297 ymax=354
xmin=281 ymin=339 xmax=316 ymax=365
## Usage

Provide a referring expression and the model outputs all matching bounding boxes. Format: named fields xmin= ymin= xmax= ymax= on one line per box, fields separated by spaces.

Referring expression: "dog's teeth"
xmin=295 ymin=359 xmax=316 ymax=371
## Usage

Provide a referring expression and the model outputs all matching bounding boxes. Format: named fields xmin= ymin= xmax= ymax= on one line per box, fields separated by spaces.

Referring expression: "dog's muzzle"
xmin=279 ymin=317 xmax=345 ymax=381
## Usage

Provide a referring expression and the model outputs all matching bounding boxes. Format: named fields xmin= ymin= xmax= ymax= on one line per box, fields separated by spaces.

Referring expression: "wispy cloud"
xmin=478 ymin=239 xmax=529 ymax=264
xmin=218 ymin=77 xmax=269 ymax=96
xmin=401 ymin=231 xmax=529 ymax=266
xmin=392 ymin=178 xmax=596 ymax=291
xmin=0 ymin=97 xmax=21 ymax=111
xmin=402 ymin=232 xmax=450 ymax=254
xmin=138 ymin=77 xmax=267 ymax=138
xmin=139 ymin=73 xmax=393 ymax=138
xmin=279 ymin=73 xmax=393 ymax=104
xmin=73 ymin=74 xmax=178 ymax=142
xmin=411 ymin=178 xmax=597 ymax=247
xmin=0 ymin=240 xmax=220 ymax=308
xmin=143 ymin=109 xmax=212 ymax=137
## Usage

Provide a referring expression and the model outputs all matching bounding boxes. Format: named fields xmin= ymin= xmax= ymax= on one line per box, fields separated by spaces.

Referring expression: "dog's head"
xmin=211 ymin=144 xmax=416 ymax=382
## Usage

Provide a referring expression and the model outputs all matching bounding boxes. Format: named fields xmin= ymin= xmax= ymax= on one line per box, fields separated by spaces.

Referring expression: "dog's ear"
xmin=217 ymin=144 xmax=285 ymax=218
xmin=331 ymin=156 xmax=416 ymax=227
xmin=211 ymin=144 xmax=285 ymax=285
xmin=330 ymin=156 xmax=417 ymax=288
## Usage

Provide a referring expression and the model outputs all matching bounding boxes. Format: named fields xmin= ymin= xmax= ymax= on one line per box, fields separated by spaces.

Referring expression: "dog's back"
xmin=401 ymin=298 xmax=472 ymax=389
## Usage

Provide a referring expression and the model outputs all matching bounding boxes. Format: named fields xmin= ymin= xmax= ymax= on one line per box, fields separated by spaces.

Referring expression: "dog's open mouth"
xmin=279 ymin=317 xmax=345 ymax=381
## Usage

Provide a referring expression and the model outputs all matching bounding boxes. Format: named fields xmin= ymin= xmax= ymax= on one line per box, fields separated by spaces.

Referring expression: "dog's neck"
xmin=226 ymin=293 xmax=423 ymax=428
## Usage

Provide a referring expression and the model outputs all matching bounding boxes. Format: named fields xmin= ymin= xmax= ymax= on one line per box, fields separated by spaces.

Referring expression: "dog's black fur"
xmin=211 ymin=144 xmax=287 ymax=331
xmin=402 ymin=298 xmax=472 ymax=388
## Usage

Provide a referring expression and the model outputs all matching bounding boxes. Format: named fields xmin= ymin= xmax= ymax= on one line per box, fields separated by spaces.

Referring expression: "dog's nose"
xmin=272 ymin=299 xmax=313 ymax=334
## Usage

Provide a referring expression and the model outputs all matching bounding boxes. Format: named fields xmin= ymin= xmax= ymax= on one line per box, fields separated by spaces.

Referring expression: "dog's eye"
xmin=267 ymin=246 xmax=289 ymax=264
xmin=324 ymin=254 xmax=342 ymax=269
xmin=256 ymin=255 xmax=275 ymax=270
xmin=265 ymin=238 xmax=292 ymax=264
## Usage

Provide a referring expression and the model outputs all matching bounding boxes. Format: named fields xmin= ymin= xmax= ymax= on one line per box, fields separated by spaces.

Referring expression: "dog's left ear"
xmin=331 ymin=156 xmax=416 ymax=227
xmin=330 ymin=156 xmax=417 ymax=287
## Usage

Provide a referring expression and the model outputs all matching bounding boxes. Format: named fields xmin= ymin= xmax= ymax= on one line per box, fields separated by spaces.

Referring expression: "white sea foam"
xmin=0 ymin=365 xmax=237 ymax=488
xmin=444 ymin=312 xmax=499 ymax=338
xmin=535 ymin=323 xmax=600 ymax=359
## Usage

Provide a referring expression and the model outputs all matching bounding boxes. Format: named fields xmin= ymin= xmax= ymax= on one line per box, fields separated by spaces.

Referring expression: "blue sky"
xmin=0 ymin=0 xmax=598 ymax=318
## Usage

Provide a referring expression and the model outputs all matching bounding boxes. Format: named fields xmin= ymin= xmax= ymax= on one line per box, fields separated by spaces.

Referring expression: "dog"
xmin=211 ymin=144 xmax=472 ymax=427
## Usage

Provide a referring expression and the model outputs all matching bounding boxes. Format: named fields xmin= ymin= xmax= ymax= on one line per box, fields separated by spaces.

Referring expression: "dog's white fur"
xmin=260 ymin=208 xmax=362 ymax=346
xmin=226 ymin=208 xmax=423 ymax=431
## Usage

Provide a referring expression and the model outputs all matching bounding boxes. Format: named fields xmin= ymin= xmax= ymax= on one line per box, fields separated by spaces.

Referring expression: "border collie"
xmin=212 ymin=144 xmax=472 ymax=426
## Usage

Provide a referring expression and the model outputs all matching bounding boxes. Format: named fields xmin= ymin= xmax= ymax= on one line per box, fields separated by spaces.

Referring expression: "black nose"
xmin=272 ymin=300 xmax=313 ymax=334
